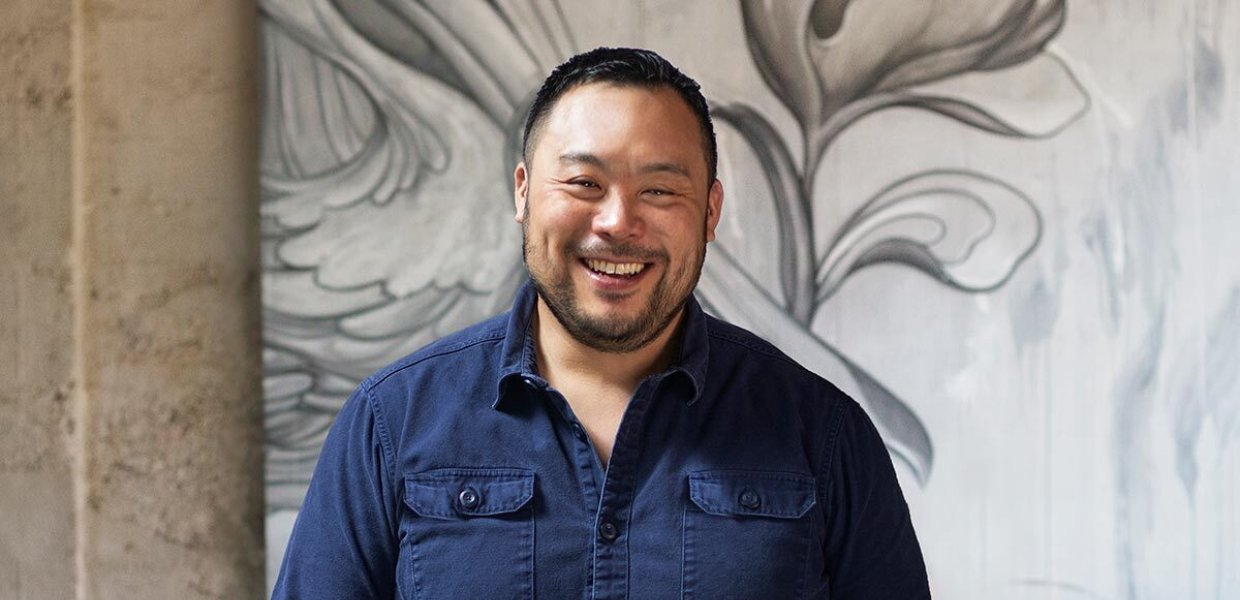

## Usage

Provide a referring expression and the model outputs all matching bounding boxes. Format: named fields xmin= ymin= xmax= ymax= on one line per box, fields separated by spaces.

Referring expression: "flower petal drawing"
xmin=740 ymin=0 xmax=824 ymax=137
xmin=741 ymin=0 xmax=1067 ymax=153
xmin=852 ymin=0 xmax=1065 ymax=97
xmin=816 ymin=170 xmax=1042 ymax=303
xmin=898 ymin=53 xmax=1091 ymax=138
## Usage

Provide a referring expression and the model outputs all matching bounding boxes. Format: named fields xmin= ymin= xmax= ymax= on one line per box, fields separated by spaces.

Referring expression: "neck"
xmin=533 ymin=299 xmax=683 ymax=395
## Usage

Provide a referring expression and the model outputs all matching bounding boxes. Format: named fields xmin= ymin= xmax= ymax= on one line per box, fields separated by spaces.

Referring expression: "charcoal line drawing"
xmin=260 ymin=0 xmax=1087 ymax=507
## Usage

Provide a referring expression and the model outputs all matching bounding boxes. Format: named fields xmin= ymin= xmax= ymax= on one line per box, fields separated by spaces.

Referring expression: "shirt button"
xmin=599 ymin=520 xmax=619 ymax=541
xmin=739 ymin=489 xmax=761 ymax=510
xmin=571 ymin=422 xmax=587 ymax=442
xmin=458 ymin=488 xmax=481 ymax=510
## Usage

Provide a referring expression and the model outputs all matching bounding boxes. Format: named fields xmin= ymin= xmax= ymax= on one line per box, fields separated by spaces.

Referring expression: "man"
xmin=274 ymin=47 xmax=930 ymax=599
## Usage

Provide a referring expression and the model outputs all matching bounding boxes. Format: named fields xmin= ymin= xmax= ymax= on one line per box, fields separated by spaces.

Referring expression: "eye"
xmin=570 ymin=179 xmax=599 ymax=189
xmin=643 ymin=188 xmax=683 ymax=205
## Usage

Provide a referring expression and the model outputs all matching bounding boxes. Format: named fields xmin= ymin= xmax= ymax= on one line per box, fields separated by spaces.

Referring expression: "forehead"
xmin=531 ymin=83 xmax=708 ymax=174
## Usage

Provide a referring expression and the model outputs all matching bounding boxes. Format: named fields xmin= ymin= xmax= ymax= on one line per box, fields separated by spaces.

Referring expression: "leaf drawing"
xmin=816 ymin=169 xmax=1042 ymax=302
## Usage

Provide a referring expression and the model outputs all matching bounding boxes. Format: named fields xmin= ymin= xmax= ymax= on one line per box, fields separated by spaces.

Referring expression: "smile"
xmin=583 ymin=259 xmax=647 ymax=277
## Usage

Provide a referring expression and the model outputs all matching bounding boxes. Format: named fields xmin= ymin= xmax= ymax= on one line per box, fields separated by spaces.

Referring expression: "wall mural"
xmin=260 ymin=0 xmax=1239 ymax=597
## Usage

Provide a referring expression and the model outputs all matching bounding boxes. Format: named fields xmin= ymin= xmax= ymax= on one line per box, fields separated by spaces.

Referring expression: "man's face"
xmin=514 ymin=83 xmax=724 ymax=353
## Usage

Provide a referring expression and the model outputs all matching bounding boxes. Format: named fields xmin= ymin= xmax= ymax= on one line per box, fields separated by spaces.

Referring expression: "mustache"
xmin=576 ymin=241 xmax=666 ymax=263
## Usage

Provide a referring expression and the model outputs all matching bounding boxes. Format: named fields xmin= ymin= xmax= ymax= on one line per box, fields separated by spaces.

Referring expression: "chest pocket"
xmin=400 ymin=468 xmax=535 ymax=600
xmin=683 ymin=470 xmax=817 ymax=600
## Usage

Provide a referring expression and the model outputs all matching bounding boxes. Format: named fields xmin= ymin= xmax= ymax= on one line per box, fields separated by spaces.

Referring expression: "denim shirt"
xmin=273 ymin=283 xmax=930 ymax=599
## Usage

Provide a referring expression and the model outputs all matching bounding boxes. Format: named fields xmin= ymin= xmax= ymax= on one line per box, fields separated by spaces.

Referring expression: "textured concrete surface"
xmin=2 ymin=0 xmax=264 ymax=597
xmin=1 ymin=1 xmax=77 ymax=598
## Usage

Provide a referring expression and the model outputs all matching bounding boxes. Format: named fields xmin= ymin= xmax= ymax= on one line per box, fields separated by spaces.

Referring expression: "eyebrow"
xmin=558 ymin=152 xmax=606 ymax=169
xmin=558 ymin=152 xmax=691 ymax=178
xmin=637 ymin=162 xmax=691 ymax=178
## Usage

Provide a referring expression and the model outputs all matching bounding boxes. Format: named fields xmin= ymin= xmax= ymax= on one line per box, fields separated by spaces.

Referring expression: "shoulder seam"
xmin=363 ymin=385 xmax=400 ymax=530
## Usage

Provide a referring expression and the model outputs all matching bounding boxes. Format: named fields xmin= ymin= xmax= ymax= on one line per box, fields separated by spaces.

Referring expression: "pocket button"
xmin=458 ymin=487 xmax=481 ymax=510
xmin=738 ymin=489 xmax=761 ymax=510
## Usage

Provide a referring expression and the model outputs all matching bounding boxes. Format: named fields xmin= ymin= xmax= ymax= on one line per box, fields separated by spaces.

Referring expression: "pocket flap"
xmin=405 ymin=468 xmax=534 ymax=519
xmin=688 ymin=470 xmax=816 ymax=519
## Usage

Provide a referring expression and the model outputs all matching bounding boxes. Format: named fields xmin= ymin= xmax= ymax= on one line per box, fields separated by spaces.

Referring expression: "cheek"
xmin=525 ymin=210 xmax=581 ymax=261
xmin=659 ymin=216 xmax=706 ymax=254
xmin=536 ymin=202 xmax=592 ymax=242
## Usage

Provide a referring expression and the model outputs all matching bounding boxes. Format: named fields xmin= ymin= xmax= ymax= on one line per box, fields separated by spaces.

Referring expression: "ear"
xmin=704 ymin=178 xmax=724 ymax=243
xmin=513 ymin=162 xmax=530 ymax=223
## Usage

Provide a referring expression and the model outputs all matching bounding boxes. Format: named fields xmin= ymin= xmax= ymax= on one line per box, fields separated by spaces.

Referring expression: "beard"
xmin=522 ymin=222 xmax=705 ymax=354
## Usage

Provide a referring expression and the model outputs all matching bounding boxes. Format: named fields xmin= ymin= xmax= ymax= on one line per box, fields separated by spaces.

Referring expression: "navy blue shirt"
xmin=273 ymin=283 xmax=930 ymax=599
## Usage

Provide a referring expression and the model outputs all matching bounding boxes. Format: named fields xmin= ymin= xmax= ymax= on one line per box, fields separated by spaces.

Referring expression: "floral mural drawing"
xmin=260 ymin=0 xmax=1088 ymax=535
xmin=704 ymin=0 xmax=1088 ymax=482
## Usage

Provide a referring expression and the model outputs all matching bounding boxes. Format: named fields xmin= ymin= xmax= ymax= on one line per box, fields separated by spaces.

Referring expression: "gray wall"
xmin=260 ymin=1 xmax=1240 ymax=597
xmin=2 ymin=0 xmax=264 ymax=598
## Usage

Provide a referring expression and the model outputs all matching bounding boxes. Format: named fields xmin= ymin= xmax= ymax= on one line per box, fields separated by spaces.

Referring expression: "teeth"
xmin=586 ymin=259 xmax=646 ymax=276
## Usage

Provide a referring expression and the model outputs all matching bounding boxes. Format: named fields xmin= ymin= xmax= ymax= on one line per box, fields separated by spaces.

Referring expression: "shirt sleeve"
xmin=272 ymin=385 xmax=401 ymax=599
xmin=822 ymin=398 xmax=931 ymax=599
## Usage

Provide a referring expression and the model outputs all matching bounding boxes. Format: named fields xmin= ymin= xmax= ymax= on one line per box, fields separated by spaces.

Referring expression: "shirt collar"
xmin=493 ymin=280 xmax=709 ymax=409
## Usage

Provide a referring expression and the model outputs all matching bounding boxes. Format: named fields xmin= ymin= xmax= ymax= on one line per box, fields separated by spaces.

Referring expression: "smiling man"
xmin=274 ymin=47 xmax=930 ymax=599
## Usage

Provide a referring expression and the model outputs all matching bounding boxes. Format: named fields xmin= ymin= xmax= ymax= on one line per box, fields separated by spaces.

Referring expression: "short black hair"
xmin=521 ymin=47 xmax=718 ymax=184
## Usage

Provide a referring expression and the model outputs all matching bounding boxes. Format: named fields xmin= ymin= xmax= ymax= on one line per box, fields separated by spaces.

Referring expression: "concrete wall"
xmin=1 ymin=1 xmax=264 ymax=598
xmin=1 ymin=1 xmax=76 ymax=597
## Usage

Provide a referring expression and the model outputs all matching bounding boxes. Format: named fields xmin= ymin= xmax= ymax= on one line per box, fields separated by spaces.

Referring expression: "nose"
xmin=592 ymin=188 xmax=644 ymax=240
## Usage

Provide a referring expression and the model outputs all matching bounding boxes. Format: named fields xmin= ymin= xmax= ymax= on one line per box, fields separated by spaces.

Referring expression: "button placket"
xmin=571 ymin=421 xmax=588 ymax=442
xmin=590 ymin=379 xmax=662 ymax=600
xmin=598 ymin=520 xmax=619 ymax=542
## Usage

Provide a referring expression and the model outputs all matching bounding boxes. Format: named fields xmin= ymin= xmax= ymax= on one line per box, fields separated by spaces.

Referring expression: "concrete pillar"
xmin=1 ymin=1 xmax=77 ymax=598
xmin=1 ymin=0 xmax=264 ymax=597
